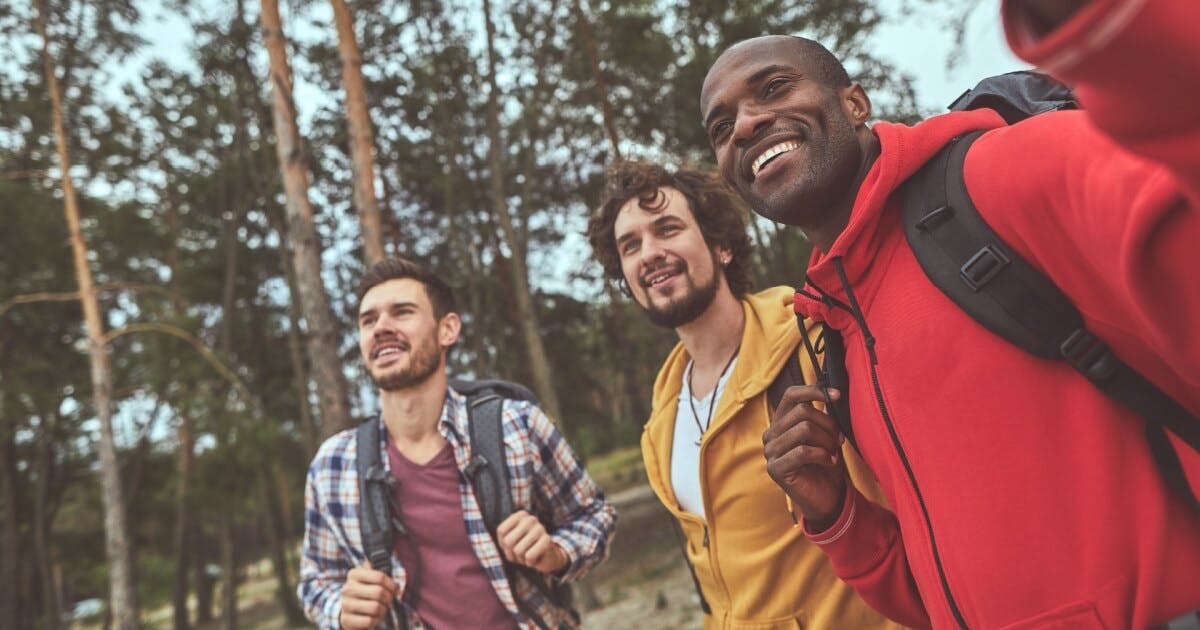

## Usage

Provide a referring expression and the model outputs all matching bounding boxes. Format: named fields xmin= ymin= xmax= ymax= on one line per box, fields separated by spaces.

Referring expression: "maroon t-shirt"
xmin=387 ymin=441 xmax=518 ymax=630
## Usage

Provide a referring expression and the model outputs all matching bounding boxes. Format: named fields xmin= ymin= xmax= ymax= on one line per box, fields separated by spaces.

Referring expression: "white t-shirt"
xmin=670 ymin=358 xmax=738 ymax=520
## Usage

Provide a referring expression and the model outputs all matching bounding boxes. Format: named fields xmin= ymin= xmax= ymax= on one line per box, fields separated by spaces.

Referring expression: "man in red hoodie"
xmin=700 ymin=1 xmax=1200 ymax=628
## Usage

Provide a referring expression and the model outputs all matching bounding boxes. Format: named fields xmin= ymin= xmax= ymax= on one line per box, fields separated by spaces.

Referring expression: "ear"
xmin=842 ymin=83 xmax=872 ymax=126
xmin=715 ymin=246 xmax=732 ymax=267
xmin=438 ymin=312 xmax=461 ymax=349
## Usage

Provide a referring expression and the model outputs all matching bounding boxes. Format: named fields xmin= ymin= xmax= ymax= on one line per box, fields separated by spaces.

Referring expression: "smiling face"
xmin=613 ymin=187 xmax=729 ymax=328
xmin=700 ymin=36 xmax=871 ymax=233
xmin=357 ymin=278 xmax=459 ymax=392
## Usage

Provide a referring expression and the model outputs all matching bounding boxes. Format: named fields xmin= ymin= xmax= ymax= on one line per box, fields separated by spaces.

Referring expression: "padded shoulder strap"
xmin=356 ymin=418 xmax=396 ymax=574
xmin=901 ymin=131 xmax=1200 ymax=508
xmin=766 ymin=347 xmax=804 ymax=416
xmin=453 ymin=380 xmax=517 ymax=534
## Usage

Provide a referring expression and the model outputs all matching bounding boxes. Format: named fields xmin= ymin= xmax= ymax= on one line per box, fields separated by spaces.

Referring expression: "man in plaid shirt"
xmin=299 ymin=258 xmax=616 ymax=629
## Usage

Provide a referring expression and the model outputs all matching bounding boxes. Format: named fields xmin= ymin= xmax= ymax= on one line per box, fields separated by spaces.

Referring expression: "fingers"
xmin=347 ymin=564 xmax=398 ymax=598
xmin=340 ymin=563 xmax=398 ymax=628
xmin=497 ymin=510 xmax=562 ymax=571
xmin=765 ymin=386 xmax=842 ymax=446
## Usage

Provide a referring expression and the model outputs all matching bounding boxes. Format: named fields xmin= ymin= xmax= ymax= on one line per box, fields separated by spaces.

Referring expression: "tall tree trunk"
xmin=0 ymin=419 xmax=22 ymax=625
xmin=330 ymin=0 xmax=385 ymax=265
xmin=214 ymin=199 xmax=244 ymax=630
xmin=33 ymin=421 xmax=61 ymax=630
xmin=162 ymin=152 xmax=195 ymax=630
xmin=218 ymin=513 xmax=237 ymax=630
xmin=481 ymin=0 xmax=562 ymax=421
xmin=260 ymin=0 xmax=353 ymax=438
xmin=258 ymin=467 xmax=306 ymax=624
xmin=193 ymin=524 xmax=215 ymax=625
xmin=571 ymin=0 xmax=621 ymax=160
xmin=36 ymin=4 xmax=138 ymax=627
xmin=265 ymin=204 xmax=320 ymax=455
xmin=171 ymin=410 xmax=194 ymax=630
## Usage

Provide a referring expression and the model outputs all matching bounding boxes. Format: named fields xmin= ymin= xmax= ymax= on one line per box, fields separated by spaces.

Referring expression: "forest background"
xmin=0 ymin=0 xmax=1019 ymax=627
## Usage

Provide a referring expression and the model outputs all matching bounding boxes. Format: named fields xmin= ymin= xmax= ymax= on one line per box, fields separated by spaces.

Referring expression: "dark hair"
xmin=355 ymin=257 xmax=457 ymax=319
xmin=785 ymin=36 xmax=851 ymax=90
xmin=586 ymin=160 xmax=754 ymax=299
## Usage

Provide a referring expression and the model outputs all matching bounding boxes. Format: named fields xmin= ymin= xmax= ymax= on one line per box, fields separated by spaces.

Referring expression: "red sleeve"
xmin=1003 ymin=0 xmax=1200 ymax=203
xmin=804 ymin=486 xmax=930 ymax=628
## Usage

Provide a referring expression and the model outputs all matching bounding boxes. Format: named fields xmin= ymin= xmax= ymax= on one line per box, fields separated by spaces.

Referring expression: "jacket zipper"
xmin=827 ymin=258 xmax=969 ymax=629
xmin=867 ymin=357 xmax=968 ymax=629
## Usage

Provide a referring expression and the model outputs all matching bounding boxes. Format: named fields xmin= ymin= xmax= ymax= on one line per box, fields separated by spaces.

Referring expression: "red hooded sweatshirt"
xmin=795 ymin=1 xmax=1200 ymax=628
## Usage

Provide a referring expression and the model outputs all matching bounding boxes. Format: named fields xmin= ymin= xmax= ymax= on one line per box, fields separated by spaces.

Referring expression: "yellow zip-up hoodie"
xmin=641 ymin=287 xmax=902 ymax=629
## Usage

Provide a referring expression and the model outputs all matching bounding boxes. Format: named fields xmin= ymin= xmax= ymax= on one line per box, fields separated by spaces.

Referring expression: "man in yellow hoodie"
xmin=586 ymin=161 xmax=899 ymax=629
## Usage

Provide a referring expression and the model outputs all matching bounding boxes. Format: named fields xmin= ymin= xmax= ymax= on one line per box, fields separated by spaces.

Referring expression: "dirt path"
xmin=576 ymin=483 xmax=703 ymax=629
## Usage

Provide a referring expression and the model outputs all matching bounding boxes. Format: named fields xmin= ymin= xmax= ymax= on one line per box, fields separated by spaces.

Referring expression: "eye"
xmin=620 ymin=240 xmax=640 ymax=256
xmin=763 ymin=77 xmax=789 ymax=97
xmin=710 ymin=120 xmax=732 ymax=143
xmin=360 ymin=314 xmax=376 ymax=327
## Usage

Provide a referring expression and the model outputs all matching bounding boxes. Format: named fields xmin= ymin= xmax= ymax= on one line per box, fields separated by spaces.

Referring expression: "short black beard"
xmin=639 ymin=256 xmax=721 ymax=329
xmin=371 ymin=336 xmax=442 ymax=391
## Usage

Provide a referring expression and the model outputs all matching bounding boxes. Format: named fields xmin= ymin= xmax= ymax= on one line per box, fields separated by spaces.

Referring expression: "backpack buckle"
xmin=960 ymin=245 xmax=1010 ymax=291
xmin=915 ymin=205 xmax=954 ymax=232
xmin=1060 ymin=328 xmax=1117 ymax=380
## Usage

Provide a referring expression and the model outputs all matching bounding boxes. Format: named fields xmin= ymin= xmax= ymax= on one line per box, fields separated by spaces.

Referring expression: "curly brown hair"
xmin=586 ymin=160 xmax=754 ymax=299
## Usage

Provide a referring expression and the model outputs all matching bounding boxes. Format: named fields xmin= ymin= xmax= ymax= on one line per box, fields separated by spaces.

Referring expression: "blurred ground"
xmin=95 ymin=447 xmax=706 ymax=629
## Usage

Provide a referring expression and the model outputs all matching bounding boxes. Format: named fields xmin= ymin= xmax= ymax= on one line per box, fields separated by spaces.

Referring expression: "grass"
xmin=585 ymin=445 xmax=647 ymax=495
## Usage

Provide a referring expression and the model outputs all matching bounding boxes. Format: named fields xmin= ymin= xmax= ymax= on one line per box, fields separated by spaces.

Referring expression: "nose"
xmin=731 ymin=103 xmax=773 ymax=146
xmin=639 ymin=234 xmax=668 ymax=265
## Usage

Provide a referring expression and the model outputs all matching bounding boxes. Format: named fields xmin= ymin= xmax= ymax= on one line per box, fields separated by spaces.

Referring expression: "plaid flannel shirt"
xmin=298 ymin=387 xmax=616 ymax=629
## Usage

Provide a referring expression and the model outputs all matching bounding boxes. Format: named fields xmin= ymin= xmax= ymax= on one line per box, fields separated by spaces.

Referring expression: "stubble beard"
xmin=639 ymin=253 xmax=721 ymax=329
xmin=371 ymin=335 xmax=443 ymax=392
xmin=740 ymin=119 xmax=862 ymax=230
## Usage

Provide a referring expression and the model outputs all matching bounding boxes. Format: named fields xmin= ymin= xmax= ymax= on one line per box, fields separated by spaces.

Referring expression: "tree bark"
xmin=33 ymin=421 xmax=61 ymax=630
xmin=330 ymin=0 xmax=386 ymax=265
xmin=193 ymin=524 xmax=215 ymax=625
xmin=572 ymin=0 xmax=622 ymax=160
xmin=260 ymin=0 xmax=353 ymax=438
xmin=265 ymin=203 xmax=320 ymax=455
xmin=218 ymin=513 xmax=237 ymax=630
xmin=0 ymin=417 xmax=22 ymax=625
xmin=171 ymin=410 xmax=194 ymax=630
xmin=258 ymin=467 xmax=306 ymax=624
xmin=36 ymin=4 xmax=138 ymax=627
xmin=481 ymin=0 xmax=562 ymax=421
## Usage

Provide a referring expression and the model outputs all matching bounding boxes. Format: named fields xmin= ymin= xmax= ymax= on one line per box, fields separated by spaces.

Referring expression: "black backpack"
xmin=805 ymin=71 xmax=1200 ymax=509
xmin=355 ymin=378 xmax=575 ymax=629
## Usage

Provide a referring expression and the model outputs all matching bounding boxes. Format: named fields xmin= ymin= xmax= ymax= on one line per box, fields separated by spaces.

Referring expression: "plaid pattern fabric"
xmin=298 ymin=387 xmax=616 ymax=629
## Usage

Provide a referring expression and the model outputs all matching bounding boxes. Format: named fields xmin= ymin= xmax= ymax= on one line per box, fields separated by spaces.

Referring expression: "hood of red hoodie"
xmin=795 ymin=109 xmax=1006 ymax=328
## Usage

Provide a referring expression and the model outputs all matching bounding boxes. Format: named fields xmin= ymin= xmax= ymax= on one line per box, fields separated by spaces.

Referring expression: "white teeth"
xmin=646 ymin=270 xmax=675 ymax=286
xmin=751 ymin=141 xmax=800 ymax=177
xmin=377 ymin=347 xmax=400 ymax=358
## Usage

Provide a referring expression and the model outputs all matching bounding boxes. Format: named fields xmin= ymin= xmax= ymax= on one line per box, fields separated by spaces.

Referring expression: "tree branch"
xmin=101 ymin=323 xmax=253 ymax=407
xmin=1 ymin=283 xmax=185 ymax=319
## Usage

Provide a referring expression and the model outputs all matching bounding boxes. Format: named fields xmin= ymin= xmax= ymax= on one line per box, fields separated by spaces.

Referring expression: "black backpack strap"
xmin=450 ymin=379 xmax=572 ymax=628
xmin=356 ymin=417 xmax=397 ymax=574
xmin=767 ymin=345 xmax=804 ymax=416
xmin=462 ymin=388 xmax=515 ymax=533
xmin=901 ymin=131 xmax=1200 ymax=508
xmin=788 ymin=314 xmax=857 ymax=452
